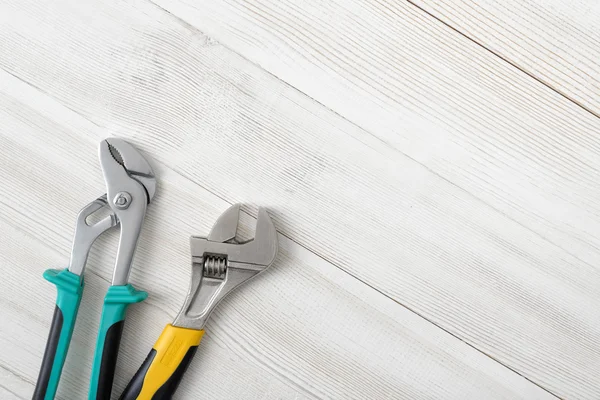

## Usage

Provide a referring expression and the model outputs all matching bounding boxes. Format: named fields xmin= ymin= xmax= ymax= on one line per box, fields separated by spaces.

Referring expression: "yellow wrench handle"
xmin=119 ymin=324 xmax=204 ymax=400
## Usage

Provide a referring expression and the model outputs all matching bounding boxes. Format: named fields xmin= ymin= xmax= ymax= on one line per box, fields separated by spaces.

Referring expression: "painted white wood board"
xmin=99 ymin=0 xmax=600 ymax=396
xmin=0 ymin=71 xmax=554 ymax=399
xmin=146 ymin=0 xmax=600 ymax=267
xmin=0 ymin=0 xmax=598 ymax=398
xmin=411 ymin=0 xmax=600 ymax=114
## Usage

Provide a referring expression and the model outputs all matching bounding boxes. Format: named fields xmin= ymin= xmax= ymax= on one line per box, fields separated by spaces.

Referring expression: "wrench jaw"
xmin=207 ymin=203 xmax=240 ymax=243
xmin=173 ymin=204 xmax=279 ymax=330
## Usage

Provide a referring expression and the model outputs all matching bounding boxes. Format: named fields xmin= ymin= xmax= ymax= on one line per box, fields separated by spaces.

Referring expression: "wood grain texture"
xmin=410 ymin=0 xmax=600 ymax=114
xmin=90 ymin=0 xmax=600 ymax=396
xmin=146 ymin=0 xmax=600 ymax=267
xmin=0 ymin=71 xmax=554 ymax=399
xmin=0 ymin=0 xmax=598 ymax=398
xmin=0 ymin=364 xmax=29 ymax=400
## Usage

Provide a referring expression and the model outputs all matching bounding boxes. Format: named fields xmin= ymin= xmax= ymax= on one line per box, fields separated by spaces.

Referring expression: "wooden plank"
xmin=409 ymin=0 xmax=600 ymax=114
xmin=87 ymin=0 xmax=600 ymax=396
xmin=0 ymin=0 xmax=598 ymax=397
xmin=0 ymin=75 xmax=554 ymax=399
xmin=0 ymin=364 xmax=30 ymax=400
xmin=139 ymin=0 xmax=600 ymax=268
xmin=0 ymin=386 xmax=24 ymax=400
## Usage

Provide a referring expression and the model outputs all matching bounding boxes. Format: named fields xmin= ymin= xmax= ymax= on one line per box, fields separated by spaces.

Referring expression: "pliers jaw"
xmin=66 ymin=138 xmax=156 ymax=282
xmin=100 ymin=138 xmax=156 ymax=203
xmin=174 ymin=204 xmax=279 ymax=330
xmin=99 ymin=138 xmax=156 ymax=285
xmin=35 ymin=138 xmax=157 ymax=399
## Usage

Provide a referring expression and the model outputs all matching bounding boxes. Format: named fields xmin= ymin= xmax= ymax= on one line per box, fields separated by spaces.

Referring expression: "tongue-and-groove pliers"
xmin=33 ymin=138 xmax=156 ymax=400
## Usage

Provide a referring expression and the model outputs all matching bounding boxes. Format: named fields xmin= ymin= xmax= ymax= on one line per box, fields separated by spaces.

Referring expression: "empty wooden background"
xmin=0 ymin=0 xmax=598 ymax=398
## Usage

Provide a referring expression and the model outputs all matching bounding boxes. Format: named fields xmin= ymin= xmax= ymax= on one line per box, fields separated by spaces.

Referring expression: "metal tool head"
xmin=173 ymin=204 xmax=279 ymax=329
xmin=99 ymin=138 xmax=157 ymax=285
xmin=68 ymin=195 xmax=119 ymax=276
xmin=99 ymin=138 xmax=156 ymax=203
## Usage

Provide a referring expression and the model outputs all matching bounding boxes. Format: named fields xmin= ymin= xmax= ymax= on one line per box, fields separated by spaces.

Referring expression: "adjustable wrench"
xmin=119 ymin=204 xmax=278 ymax=400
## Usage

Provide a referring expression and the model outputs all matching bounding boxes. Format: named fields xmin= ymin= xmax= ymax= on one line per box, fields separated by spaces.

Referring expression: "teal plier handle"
xmin=33 ymin=269 xmax=84 ymax=400
xmin=89 ymin=284 xmax=147 ymax=400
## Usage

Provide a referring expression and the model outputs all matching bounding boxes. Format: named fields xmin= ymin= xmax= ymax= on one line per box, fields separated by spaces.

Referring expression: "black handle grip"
xmin=33 ymin=306 xmax=63 ymax=400
xmin=119 ymin=349 xmax=157 ymax=400
xmin=96 ymin=320 xmax=125 ymax=400
xmin=119 ymin=346 xmax=198 ymax=400
xmin=154 ymin=346 xmax=198 ymax=399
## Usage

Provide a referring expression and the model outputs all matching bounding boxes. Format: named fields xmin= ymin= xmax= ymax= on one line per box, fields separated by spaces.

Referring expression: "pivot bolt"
xmin=113 ymin=192 xmax=132 ymax=209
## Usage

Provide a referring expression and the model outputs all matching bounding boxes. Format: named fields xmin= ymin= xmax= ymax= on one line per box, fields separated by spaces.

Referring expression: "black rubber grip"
xmin=119 ymin=346 xmax=198 ymax=400
xmin=96 ymin=320 xmax=125 ymax=400
xmin=119 ymin=349 xmax=157 ymax=400
xmin=153 ymin=346 xmax=198 ymax=399
xmin=33 ymin=305 xmax=64 ymax=400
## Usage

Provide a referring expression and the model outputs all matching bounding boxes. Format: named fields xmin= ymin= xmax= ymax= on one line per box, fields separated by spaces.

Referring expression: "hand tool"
xmin=89 ymin=138 xmax=156 ymax=400
xmin=119 ymin=204 xmax=278 ymax=400
xmin=32 ymin=138 xmax=156 ymax=400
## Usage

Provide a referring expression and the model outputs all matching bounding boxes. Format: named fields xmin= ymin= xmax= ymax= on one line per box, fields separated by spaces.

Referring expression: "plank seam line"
xmin=1 ymin=69 xmax=104 ymax=129
xmin=404 ymin=0 xmax=599 ymax=120
xmin=0 ymin=383 xmax=25 ymax=400
xmin=0 ymin=362 xmax=34 ymax=399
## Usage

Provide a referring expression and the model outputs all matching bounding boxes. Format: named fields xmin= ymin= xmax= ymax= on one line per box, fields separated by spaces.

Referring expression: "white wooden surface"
xmin=411 ymin=0 xmax=600 ymax=115
xmin=0 ymin=0 xmax=598 ymax=399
